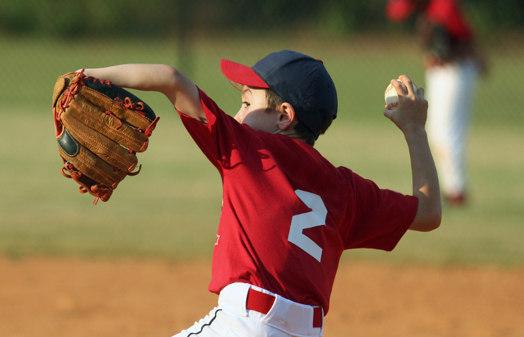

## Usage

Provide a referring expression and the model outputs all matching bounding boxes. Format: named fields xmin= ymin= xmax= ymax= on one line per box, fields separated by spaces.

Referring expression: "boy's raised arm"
xmin=383 ymin=75 xmax=442 ymax=232
xmin=83 ymin=64 xmax=206 ymax=122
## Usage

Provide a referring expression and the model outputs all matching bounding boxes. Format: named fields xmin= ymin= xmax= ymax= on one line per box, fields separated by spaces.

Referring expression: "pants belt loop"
xmin=312 ymin=306 xmax=323 ymax=328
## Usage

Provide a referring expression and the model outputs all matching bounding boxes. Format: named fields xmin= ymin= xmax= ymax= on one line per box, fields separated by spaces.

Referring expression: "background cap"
xmin=221 ymin=50 xmax=338 ymax=137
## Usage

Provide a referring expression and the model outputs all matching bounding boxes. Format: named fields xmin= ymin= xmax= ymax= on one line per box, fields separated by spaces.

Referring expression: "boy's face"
xmin=235 ymin=86 xmax=281 ymax=133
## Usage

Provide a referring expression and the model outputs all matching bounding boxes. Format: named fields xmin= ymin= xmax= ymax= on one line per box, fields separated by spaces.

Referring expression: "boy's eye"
xmin=242 ymin=101 xmax=251 ymax=108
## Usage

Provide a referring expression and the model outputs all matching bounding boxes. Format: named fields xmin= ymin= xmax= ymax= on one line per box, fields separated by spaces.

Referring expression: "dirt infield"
xmin=1 ymin=257 xmax=523 ymax=337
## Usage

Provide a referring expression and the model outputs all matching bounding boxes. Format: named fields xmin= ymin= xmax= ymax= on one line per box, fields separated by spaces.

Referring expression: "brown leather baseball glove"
xmin=52 ymin=70 xmax=159 ymax=204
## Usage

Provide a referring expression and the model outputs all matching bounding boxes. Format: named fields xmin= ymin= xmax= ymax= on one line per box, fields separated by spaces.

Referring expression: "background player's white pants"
xmin=172 ymin=283 xmax=323 ymax=337
xmin=425 ymin=59 xmax=479 ymax=197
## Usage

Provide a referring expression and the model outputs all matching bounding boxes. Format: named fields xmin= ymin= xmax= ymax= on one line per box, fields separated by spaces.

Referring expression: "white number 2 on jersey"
xmin=288 ymin=190 xmax=327 ymax=262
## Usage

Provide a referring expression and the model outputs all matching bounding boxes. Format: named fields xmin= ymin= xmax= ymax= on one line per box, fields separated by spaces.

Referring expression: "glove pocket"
xmin=61 ymin=113 xmax=139 ymax=173
xmin=68 ymin=97 xmax=150 ymax=152
xmin=81 ymin=85 xmax=156 ymax=132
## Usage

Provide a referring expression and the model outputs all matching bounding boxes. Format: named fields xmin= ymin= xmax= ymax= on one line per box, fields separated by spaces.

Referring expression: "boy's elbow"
xmin=156 ymin=65 xmax=179 ymax=90
xmin=421 ymin=213 xmax=441 ymax=232
xmin=410 ymin=208 xmax=442 ymax=232
xmin=158 ymin=65 xmax=192 ymax=94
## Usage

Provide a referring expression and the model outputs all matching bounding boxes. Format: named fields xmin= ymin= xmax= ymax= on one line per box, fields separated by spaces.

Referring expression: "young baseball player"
xmin=82 ymin=50 xmax=441 ymax=337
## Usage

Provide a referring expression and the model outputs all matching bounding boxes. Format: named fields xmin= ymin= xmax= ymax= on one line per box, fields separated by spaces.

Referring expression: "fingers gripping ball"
xmin=52 ymin=69 xmax=160 ymax=204
xmin=384 ymin=79 xmax=417 ymax=110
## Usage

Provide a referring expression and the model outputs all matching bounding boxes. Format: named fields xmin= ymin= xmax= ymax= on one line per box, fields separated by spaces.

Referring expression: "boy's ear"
xmin=277 ymin=103 xmax=296 ymax=131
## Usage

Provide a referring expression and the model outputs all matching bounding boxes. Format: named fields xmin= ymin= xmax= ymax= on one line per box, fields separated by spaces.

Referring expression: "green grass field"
xmin=1 ymin=36 xmax=523 ymax=266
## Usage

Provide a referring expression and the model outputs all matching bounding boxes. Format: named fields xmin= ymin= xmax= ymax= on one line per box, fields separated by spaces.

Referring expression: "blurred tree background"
xmin=2 ymin=0 xmax=523 ymax=124
xmin=1 ymin=0 xmax=523 ymax=38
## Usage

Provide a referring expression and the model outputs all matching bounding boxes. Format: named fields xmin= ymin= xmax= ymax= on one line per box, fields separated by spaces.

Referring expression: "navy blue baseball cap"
xmin=221 ymin=50 xmax=338 ymax=137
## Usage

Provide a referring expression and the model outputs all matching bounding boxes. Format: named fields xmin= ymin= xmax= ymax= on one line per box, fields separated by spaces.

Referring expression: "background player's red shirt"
xmin=178 ymin=88 xmax=418 ymax=314
xmin=386 ymin=0 xmax=473 ymax=40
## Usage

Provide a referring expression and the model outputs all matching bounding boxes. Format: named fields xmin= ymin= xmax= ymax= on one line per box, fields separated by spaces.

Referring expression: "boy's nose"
xmin=234 ymin=110 xmax=244 ymax=123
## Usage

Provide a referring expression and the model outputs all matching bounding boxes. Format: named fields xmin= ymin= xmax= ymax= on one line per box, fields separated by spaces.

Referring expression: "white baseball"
xmin=384 ymin=80 xmax=417 ymax=109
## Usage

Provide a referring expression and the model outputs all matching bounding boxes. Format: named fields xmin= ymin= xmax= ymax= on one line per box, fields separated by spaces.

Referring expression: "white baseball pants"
xmin=425 ymin=58 xmax=479 ymax=197
xmin=172 ymin=283 xmax=324 ymax=337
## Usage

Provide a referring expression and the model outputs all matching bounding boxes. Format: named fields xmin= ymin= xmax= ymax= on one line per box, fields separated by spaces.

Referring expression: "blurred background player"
xmin=386 ymin=0 xmax=488 ymax=206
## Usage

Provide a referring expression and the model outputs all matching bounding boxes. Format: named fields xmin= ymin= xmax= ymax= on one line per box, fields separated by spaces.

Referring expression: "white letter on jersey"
xmin=288 ymin=190 xmax=327 ymax=262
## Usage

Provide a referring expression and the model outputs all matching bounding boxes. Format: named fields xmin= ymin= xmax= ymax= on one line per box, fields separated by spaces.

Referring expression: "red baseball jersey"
xmin=178 ymin=88 xmax=418 ymax=313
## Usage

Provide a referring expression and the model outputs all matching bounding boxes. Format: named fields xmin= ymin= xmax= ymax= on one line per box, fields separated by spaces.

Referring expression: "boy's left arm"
xmin=83 ymin=64 xmax=206 ymax=122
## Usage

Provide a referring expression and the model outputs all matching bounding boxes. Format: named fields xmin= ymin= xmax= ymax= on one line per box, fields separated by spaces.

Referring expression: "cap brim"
xmin=220 ymin=59 xmax=269 ymax=90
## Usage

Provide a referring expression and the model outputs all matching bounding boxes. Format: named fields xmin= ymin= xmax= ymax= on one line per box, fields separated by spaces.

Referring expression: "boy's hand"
xmin=383 ymin=75 xmax=428 ymax=133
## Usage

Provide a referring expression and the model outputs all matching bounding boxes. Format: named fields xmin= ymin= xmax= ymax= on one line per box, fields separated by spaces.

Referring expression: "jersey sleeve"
xmin=176 ymin=87 xmax=250 ymax=174
xmin=338 ymin=168 xmax=418 ymax=251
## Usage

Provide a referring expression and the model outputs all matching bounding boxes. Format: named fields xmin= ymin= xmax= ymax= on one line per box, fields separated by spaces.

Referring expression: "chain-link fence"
xmin=1 ymin=0 xmax=523 ymax=268
xmin=1 ymin=0 xmax=523 ymax=127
